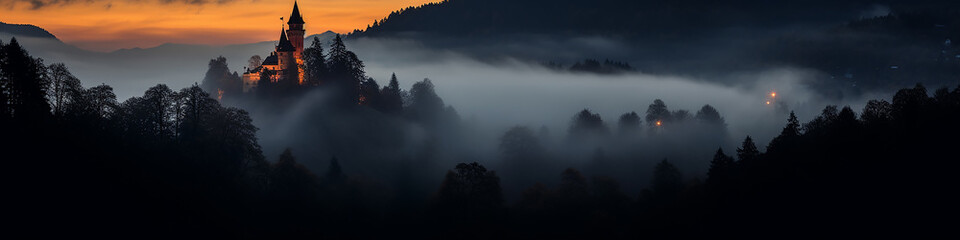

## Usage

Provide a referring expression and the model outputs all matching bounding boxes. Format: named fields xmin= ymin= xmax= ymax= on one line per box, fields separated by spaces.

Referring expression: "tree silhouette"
xmin=1 ymin=37 xmax=50 ymax=123
xmin=499 ymin=126 xmax=543 ymax=163
xmin=200 ymin=56 xmax=241 ymax=100
xmin=695 ymin=104 xmax=725 ymax=126
xmin=568 ymin=109 xmax=608 ymax=138
xmin=645 ymin=99 xmax=671 ymax=126
xmin=302 ymin=37 xmax=327 ymax=86
xmin=618 ymin=111 xmax=641 ymax=133
xmin=326 ymin=34 xmax=365 ymax=105
xmin=736 ymin=136 xmax=760 ymax=163
xmin=706 ymin=148 xmax=735 ymax=187
xmin=434 ymin=162 xmax=504 ymax=228
xmin=862 ymin=99 xmax=893 ymax=126
xmin=378 ymin=73 xmax=404 ymax=114
xmin=247 ymin=55 xmax=262 ymax=71
xmin=46 ymin=63 xmax=82 ymax=118
xmin=650 ymin=159 xmax=682 ymax=202
xmin=359 ymin=77 xmax=382 ymax=107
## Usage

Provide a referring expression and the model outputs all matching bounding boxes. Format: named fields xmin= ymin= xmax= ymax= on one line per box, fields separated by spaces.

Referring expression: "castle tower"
xmin=286 ymin=1 xmax=306 ymax=58
xmin=276 ymin=28 xmax=298 ymax=84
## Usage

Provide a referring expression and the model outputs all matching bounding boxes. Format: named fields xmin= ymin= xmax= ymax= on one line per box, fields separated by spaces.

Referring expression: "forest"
xmin=4 ymin=31 xmax=960 ymax=239
xmin=348 ymin=0 xmax=960 ymax=97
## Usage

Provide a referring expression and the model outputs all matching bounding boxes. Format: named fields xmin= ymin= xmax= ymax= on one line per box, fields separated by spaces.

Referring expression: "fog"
xmin=237 ymin=37 xmax=893 ymax=200
xmin=9 ymin=33 xmax=896 ymax=199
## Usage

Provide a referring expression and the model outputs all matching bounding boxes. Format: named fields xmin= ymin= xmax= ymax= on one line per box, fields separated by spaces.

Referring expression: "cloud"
xmin=0 ymin=0 xmax=237 ymax=10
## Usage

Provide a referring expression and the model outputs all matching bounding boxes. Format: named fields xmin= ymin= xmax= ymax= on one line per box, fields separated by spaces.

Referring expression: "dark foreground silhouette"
xmin=3 ymin=37 xmax=960 ymax=238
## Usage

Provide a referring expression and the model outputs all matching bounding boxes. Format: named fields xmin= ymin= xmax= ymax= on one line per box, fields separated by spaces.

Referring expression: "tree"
xmin=782 ymin=111 xmax=801 ymax=137
xmin=46 ymin=63 xmax=82 ymax=117
xmin=179 ymin=84 xmax=218 ymax=140
xmin=326 ymin=34 xmax=365 ymax=105
xmin=556 ymin=168 xmax=590 ymax=206
xmin=568 ymin=109 xmax=608 ymax=138
xmin=86 ymin=84 xmax=117 ymax=120
xmin=143 ymin=84 xmax=174 ymax=137
xmin=645 ymin=99 xmax=671 ymax=126
xmin=359 ymin=77 xmax=381 ymax=107
xmin=861 ymin=99 xmax=892 ymax=126
xmin=434 ymin=162 xmax=504 ymax=225
xmin=618 ymin=111 xmax=641 ymax=133
xmin=407 ymin=78 xmax=447 ymax=124
xmin=651 ymin=159 xmax=683 ymax=200
xmin=767 ymin=111 xmax=803 ymax=152
xmin=706 ymin=148 xmax=735 ymax=187
xmin=804 ymin=105 xmax=839 ymax=134
xmin=737 ymin=136 xmax=760 ymax=163
xmin=499 ymin=126 xmax=543 ymax=164
xmin=247 ymin=55 xmax=262 ymax=71
xmin=200 ymin=56 xmax=241 ymax=100
xmin=1 ymin=37 xmax=50 ymax=122
xmin=672 ymin=109 xmax=690 ymax=122
xmin=270 ymin=148 xmax=320 ymax=201
xmin=695 ymin=104 xmax=725 ymax=126
xmin=891 ymin=83 xmax=929 ymax=122
xmin=378 ymin=73 xmax=404 ymax=114
xmin=302 ymin=37 xmax=327 ymax=86
xmin=559 ymin=168 xmax=588 ymax=194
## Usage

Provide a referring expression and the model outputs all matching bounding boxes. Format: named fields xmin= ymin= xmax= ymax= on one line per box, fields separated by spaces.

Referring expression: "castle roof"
xmin=277 ymin=29 xmax=296 ymax=52
xmin=288 ymin=1 xmax=305 ymax=25
xmin=262 ymin=54 xmax=278 ymax=66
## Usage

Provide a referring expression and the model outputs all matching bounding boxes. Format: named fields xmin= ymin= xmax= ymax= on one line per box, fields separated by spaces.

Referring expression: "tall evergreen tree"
xmin=0 ymin=39 xmax=7 ymax=121
xmin=302 ymin=37 xmax=327 ymax=86
xmin=737 ymin=136 xmax=760 ymax=163
xmin=1 ymin=38 xmax=50 ymax=122
xmin=707 ymin=148 xmax=735 ymax=186
xmin=326 ymin=34 xmax=365 ymax=105
xmin=378 ymin=73 xmax=404 ymax=114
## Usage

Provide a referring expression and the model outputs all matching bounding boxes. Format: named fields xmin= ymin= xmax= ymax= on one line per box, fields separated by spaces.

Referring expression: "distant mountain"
xmin=352 ymin=0 xmax=960 ymax=39
xmin=0 ymin=21 xmax=58 ymax=39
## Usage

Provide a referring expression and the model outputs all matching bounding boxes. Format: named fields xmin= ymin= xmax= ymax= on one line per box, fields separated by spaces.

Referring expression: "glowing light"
xmin=771 ymin=92 xmax=777 ymax=98
xmin=766 ymin=101 xmax=771 ymax=105
xmin=217 ymin=88 xmax=224 ymax=101
xmin=655 ymin=120 xmax=662 ymax=126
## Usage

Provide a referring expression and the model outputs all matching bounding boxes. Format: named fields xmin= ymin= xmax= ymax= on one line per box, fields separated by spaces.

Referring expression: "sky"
xmin=0 ymin=0 xmax=437 ymax=51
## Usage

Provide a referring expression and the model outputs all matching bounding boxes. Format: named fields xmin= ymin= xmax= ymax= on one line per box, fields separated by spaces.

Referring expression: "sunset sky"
xmin=0 ymin=0 xmax=437 ymax=52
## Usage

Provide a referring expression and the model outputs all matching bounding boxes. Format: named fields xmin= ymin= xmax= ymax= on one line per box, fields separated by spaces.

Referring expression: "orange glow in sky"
xmin=0 ymin=0 xmax=438 ymax=51
xmin=655 ymin=120 xmax=662 ymax=126
xmin=770 ymin=92 xmax=776 ymax=98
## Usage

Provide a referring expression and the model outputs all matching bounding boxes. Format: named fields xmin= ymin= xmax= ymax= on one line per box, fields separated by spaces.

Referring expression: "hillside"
xmin=0 ymin=21 xmax=58 ymax=39
xmin=352 ymin=0 xmax=959 ymax=38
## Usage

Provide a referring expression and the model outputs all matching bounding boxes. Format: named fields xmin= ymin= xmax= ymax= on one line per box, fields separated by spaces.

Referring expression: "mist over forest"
xmin=2 ymin=0 xmax=960 ymax=238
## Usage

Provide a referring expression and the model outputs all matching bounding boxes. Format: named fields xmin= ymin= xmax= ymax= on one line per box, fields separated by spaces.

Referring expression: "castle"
xmin=242 ymin=1 xmax=307 ymax=92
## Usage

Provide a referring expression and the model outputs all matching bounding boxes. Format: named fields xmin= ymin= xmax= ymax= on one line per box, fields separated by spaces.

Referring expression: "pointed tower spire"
xmin=277 ymin=28 xmax=295 ymax=52
xmin=288 ymin=1 xmax=305 ymax=25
